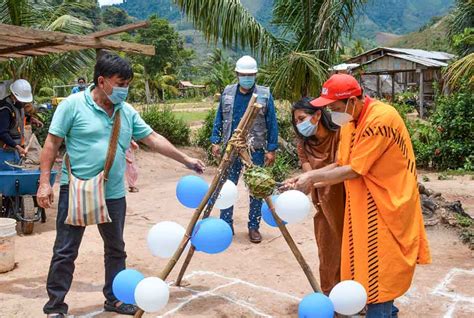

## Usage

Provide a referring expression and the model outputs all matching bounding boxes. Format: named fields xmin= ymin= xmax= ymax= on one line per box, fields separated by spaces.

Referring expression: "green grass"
xmin=174 ymin=111 xmax=208 ymax=124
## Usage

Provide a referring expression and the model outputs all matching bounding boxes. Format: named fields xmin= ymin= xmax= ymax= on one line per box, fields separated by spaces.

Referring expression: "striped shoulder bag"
xmin=65 ymin=111 xmax=121 ymax=226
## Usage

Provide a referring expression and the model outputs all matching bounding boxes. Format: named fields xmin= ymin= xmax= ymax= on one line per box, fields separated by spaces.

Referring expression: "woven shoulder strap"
xmin=66 ymin=110 xmax=121 ymax=181
xmin=104 ymin=110 xmax=121 ymax=180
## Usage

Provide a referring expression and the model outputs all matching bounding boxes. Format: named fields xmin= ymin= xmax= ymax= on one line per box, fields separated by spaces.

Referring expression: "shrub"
xmin=430 ymin=84 xmax=474 ymax=170
xmin=34 ymin=109 xmax=55 ymax=146
xmin=141 ymin=106 xmax=190 ymax=146
xmin=268 ymin=149 xmax=299 ymax=182
xmin=38 ymin=87 xmax=54 ymax=97
xmin=393 ymin=84 xmax=473 ymax=171
xmin=193 ymin=107 xmax=217 ymax=164
xmin=276 ymin=101 xmax=296 ymax=142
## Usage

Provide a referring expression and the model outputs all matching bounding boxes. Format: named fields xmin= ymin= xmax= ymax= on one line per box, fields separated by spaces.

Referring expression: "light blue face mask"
xmin=105 ymin=81 xmax=129 ymax=104
xmin=297 ymin=118 xmax=318 ymax=137
xmin=238 ymin=76 xmax=256 ymax=90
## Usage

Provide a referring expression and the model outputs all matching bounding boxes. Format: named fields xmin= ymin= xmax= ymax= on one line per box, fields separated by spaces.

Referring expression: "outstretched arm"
xmin=139 ymin=132 xmax=205 ymax=174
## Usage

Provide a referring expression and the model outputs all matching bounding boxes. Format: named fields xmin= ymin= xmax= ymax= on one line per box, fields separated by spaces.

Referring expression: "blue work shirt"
xmin=49 ymin=86 xmax=153 ymax=199
xmin=210 ymin=85 xmax=279 ymax=151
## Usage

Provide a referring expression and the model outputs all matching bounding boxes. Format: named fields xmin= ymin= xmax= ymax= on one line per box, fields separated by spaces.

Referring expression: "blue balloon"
xmin=261 ymin=195 xmax=287 ymax=227
xmin=298 ymin=293 xmax=334 ymax=318
xmin=176 ymin=175 xmax=209 ymax=209
xmin=112 ymin=269 xmax=144 ymax=305
xmin=191 ymin=217 xmax=233 ymax=254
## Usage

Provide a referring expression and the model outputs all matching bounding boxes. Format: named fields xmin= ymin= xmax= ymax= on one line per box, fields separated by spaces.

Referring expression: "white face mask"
xmin=330 ymin=100 xmax=355 ymax=127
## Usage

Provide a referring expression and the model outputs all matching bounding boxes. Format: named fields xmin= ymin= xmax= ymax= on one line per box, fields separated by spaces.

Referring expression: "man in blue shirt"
xmin=37 ymin=52 xmax=205 ymax=317
xmin=70 ymin=77 xmax=86 ymax=94
xmin=210 ymin=55 xmax=279 ymax=244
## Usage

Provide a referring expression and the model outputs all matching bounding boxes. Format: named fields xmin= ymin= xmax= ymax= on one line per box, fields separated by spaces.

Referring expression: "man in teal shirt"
xmin=37 ymin=52 xmax=205 ymax=317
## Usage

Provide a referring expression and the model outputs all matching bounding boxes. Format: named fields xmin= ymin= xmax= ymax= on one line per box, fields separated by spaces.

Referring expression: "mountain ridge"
xmin=116 ymin=0 xmax=454 ymax=39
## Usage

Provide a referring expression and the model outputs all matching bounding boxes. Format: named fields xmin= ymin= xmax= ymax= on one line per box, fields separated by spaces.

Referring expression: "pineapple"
xmin=243 ymin=166 xmax=276 ymax=199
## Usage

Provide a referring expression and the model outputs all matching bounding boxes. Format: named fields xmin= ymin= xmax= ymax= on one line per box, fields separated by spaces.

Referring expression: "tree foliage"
xmin=205 ymin=49 xmax=235 ymax=93
xmin=174 ymin=0 xmax=365 ymax=101
xmin=101 ymin=6 xmax=133 ymax=27
xmin=444 ymin=0 xmax=474 ymax=89
xmin=0 ymin=0 xmax=96 ymax=91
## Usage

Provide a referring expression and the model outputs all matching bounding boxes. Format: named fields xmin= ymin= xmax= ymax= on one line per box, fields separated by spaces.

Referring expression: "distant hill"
xmin=355 ymin=0 xmax=454 ymax=38
xmin=387 ymin=15 xmax=453 ymax=53
xmin=117 ymin=0 xmax=454 ymax=39
xmin=114 ymin=0 xmax=455 ymax=65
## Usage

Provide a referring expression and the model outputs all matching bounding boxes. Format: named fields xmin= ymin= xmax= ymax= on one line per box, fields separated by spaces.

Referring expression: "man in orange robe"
xmin=285 ymin=74 xmax=431 ymax=317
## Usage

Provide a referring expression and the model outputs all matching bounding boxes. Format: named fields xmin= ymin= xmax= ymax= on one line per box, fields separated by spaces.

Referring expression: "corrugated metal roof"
xmin=387 ymin=53 xmax=449 ymax=67
xmin=346 ymin=47 xmax=455 ymax=64
xmin=383 ymin=47 xmax=455 ymax=61
xmin=329 ymin=63 xmax=360 ymax=71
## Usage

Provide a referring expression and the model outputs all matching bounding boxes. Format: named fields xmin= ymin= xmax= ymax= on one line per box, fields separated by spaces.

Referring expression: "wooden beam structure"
xmin=419 ymin=69 xmax=424 ymax=118
xmin=88 ymin=21 xmax=150 ymax=38
xmin=0 ymin=22 xmax=155 ymax=59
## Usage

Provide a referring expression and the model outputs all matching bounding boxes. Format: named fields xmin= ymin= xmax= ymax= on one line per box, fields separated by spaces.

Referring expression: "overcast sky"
xmin=98 ymin=0 xmax=123 ymax=6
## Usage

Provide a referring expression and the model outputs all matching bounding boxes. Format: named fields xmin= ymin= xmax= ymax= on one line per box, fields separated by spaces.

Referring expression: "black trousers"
xmin=43 ymin=185 xmax=127 ymax=314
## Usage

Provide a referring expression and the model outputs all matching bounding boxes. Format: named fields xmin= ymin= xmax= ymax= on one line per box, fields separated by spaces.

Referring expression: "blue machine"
xmin=0 ymin=149 xmax=57 ymax=234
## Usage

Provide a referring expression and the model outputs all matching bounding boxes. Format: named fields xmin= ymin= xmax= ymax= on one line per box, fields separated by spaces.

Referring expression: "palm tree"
xmin=174 ymin=0 xmax=365 ymax=101
xmin=444 ymin=0 xmax=474 ymax=89
xmin=0 ymin=0 xmax=96 ymax=92
xmin=205 ymin=48 xmax=235 ymax=93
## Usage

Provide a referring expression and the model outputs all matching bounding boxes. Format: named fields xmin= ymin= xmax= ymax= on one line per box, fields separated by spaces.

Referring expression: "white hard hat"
xmin=10 ymin=79 xmax=33 ymax=103
xmin=235 ymin=55 xmax=258 ymax=74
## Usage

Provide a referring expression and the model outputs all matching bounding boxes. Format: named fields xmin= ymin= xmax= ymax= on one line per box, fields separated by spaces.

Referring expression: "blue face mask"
xmin=238 ymin=76 xmax=256 ymax=90
xmin=106 ymin=84 xmax=129 ymax=105
xmin=297 ymin=118 xmax=318 ymax=137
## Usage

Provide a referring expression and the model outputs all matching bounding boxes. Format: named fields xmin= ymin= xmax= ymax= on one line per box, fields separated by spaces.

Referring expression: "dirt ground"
xmin=1 ymin=149 xmax=473 ymax=318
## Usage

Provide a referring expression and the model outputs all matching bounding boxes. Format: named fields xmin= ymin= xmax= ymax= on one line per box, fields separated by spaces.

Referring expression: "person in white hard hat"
xmin=0 ymin=79 xmax=33 ymax=168
xmin=210 ymin=55 xmax=279 ymax=243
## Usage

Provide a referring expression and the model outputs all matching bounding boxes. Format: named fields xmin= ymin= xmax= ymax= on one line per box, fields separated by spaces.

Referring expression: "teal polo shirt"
xmin=49 ymin=86 xmax=153 ymax=199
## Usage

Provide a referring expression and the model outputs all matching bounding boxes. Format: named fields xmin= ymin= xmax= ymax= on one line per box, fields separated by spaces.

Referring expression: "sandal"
xmin=128 ymin=187 xmax=139 ymax=193
xmin=104 ymin=300 xmax=138 ymax=315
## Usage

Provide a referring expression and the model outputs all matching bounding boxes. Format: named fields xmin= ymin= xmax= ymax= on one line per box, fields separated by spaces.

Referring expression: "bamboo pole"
xmin=134 ymin=95 xmax=260 ymax=318
xmin=175 ymin=97 xmax=263 ymax=286
xmin=265 ymin=197 xmax=322 ymax=293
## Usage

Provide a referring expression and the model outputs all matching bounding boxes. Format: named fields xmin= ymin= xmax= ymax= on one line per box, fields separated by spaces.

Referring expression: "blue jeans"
xmin=220 ymin=149 xmax=265 ymax=230
xmin=44 ymin=185 xmax=127 ymax=314
xmin=367 ymin=301 xmax=399 ymax=318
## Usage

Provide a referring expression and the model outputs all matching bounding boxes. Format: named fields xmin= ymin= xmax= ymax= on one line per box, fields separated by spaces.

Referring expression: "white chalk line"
xmin=71 ymin=309 xmax=104 ymax=318
xmin=443 ymin=301 xmax=458 ymax=318
xmin=159 ymin=280 xmax=238 ymax=316
xmin=432 ymin=268 xmax=474 ymax=303
xmin=431 ymin=268 xmax=474 ymax=318
xmin=162 ymin=284 xmax=272 ymax=318
xmin=183 ymin=270 xmax=301 ymax=301
xmin=159 ymin=270 xmax=300 ymax=317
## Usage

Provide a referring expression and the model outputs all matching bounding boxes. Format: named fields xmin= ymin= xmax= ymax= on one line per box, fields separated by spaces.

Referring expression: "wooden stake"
xmin=265 ymin=197 xmax=322 ymax=293
xmin=175 ymin=97 xmax=263 ymax=286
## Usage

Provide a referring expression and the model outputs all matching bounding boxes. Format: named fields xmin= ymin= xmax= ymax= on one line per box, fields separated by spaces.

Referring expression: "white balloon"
xmin=329 ymin=280 xmax=367 ymax=315
xmin=214 ymin=180 xmax=238 ymax=209
xmin=134 ymin=277 xmax=169 ymax=313
xmin=275 ymin=190 xmax=311 ymax=224
xmin=147 ymin=221 xmax=190 ymax=258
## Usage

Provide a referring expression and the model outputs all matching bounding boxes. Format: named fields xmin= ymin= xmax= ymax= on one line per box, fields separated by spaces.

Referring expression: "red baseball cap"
xmin=310 ymin=74 xmax=362 ymax=107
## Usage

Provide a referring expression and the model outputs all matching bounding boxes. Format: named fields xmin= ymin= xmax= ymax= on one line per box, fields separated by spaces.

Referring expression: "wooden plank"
xmin=0 ymin=41 xmax=59 ymax=55
xmin=0 ymin=36 xmax=40 ymax=45
xmin=0 ymin=23 xmax=155 ymax=56
xmin=376 ymin=75 xmax=381 ymax=98
xmin=391 ymin=73 xmax=395 ymax=101
xmin=88 ymin=21 xmax=150 ymax=38
xmin=419 ymin=70 xmax=424 ymax=118
xmin=0 ymin=52 xmax=34 ymax=58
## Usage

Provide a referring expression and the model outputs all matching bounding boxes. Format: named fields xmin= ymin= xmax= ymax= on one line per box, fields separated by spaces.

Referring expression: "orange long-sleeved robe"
xmin=337 ymin=97 xmax=431 ymax=304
